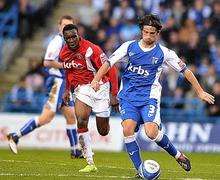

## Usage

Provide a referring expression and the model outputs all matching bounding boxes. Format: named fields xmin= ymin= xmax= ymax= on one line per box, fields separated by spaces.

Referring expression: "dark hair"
xmin=138 ymin=14 xmax=162 ymax=32
xmin=59 ymin=15 xmax=75 ymax=25
xmin=63 ymin=24 xmax=78 ymax=34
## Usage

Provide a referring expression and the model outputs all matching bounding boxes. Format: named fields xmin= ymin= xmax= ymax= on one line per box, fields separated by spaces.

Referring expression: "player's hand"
xmin=198 ymin=91 xmax=215 ymax=104
xmin=91 ymin=80 xmax=101 ymax=91
xmin=110 ymin=95 xmax=119 ymax=113
xmin=63 ymin=90 xmax=70 ymax=106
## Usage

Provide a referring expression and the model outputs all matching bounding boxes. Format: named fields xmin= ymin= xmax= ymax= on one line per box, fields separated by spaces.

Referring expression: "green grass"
xmin=0 ymin=149 xmax=219 ymax=180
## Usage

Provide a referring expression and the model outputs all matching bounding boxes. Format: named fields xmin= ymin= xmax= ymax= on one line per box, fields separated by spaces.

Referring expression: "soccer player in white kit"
xmin=7 ymin=15 xmax=82 ymax=158
xmin=91 ymin=14 xmax=215 ymax=177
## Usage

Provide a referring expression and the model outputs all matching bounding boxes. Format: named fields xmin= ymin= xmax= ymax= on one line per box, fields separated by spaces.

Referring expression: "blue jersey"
xmin=108 ymin=40 xmax=186 ymax=107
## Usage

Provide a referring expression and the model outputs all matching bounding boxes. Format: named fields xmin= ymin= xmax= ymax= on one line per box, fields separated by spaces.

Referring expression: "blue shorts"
xmin=119 ymin=98 xmax=160 ymax=132
xmin=45 ymin=76 xmax=74 ymax=112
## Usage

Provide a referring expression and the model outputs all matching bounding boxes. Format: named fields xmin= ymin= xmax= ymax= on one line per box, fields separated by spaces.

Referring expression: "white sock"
xmin=78 ymin=131 xmax=94 ymax=165
xmin=175 ymin=151 xmax=181 ymax=159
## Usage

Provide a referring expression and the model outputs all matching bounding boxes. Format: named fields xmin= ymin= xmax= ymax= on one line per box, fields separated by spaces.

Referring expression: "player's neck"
xmin=140 ymin=39 xmax=156 ymax=49
xmin=139 ymin=39 xmax=156 ymax=52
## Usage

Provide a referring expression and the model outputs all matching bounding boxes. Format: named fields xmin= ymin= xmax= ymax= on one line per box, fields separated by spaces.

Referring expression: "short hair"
xmin=138 ymin=14 xmax=162 ymax=32
xmin=59 ymin=15 xmax=75 ymax=25
xmin=63 ymin=24 xmax=78 ymax=34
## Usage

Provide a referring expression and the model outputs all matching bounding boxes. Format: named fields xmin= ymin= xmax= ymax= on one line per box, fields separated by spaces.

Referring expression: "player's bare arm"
xmin=91 ymin=61 xmax=111 ymax=91
xmin=44 ymin=59 xmax=63 ymax=69
xmin=108 ymin=66 xmax=119 ymax=112
xmin=183 ymin=68 xmax=215 ymax=104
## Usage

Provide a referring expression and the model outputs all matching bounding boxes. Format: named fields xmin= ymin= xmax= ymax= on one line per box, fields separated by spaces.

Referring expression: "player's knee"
xmin=145 ymin=127 xmax=158 ymax=140
xmin=123 ymin=126 xmax=135 ymax=137
xmin=145 ymin=123 xmax=159 ymax=140
xmin=38 ymin=115 xmax=53 ymax=126
xmin=97 ymin=125 xmax=109 ymax=136
xmin=96 ymin=117 xmax=109 ymax=136
xmin=98 ymin=129 xmax=109 ymax=136
xmin=66 ymin=117 xmax=76 ymax=124
xmin=77 ymin=117 xmax=88 ymax=129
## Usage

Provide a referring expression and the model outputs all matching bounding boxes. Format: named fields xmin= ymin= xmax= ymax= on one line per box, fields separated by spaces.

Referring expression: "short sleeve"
xmin=160 ymin=45 xmax=187 ymax=73
xmin=44 ymin=35 xmax=63 ymax=61
xmin=108 ymin=40 xmax=134 ymax=67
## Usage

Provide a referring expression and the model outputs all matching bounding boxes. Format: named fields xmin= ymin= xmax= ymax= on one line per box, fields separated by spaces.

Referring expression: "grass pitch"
xmin=0 ymin=149 xmax=219 ymax=180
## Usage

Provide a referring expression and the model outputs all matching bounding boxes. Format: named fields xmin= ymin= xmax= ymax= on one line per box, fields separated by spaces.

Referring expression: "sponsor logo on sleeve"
xmin=178 ymin=59 xmax=186 ymax=69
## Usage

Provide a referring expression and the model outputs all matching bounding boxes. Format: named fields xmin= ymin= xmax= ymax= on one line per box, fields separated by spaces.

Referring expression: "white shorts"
xmin=74 ymin=82 xmax=110 ymax=117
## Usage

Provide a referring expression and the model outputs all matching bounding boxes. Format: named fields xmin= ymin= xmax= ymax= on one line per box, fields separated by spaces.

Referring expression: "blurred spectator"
xmin=197 ymin=56 xmax=210 ymax=76
xmin=10 ymin=75 xmax=34 ymax=107
xmin=177 ymin=64 xmax=200 ymax=94
xmin=96 ymin=29 xmax=107 ymax=48
xmin=0 ymin=0 xmax=15 ymax=12
xmin=106 ymin=18 xmax=121 ymax=36
xmin=172 ymin=0 xmax=185 ymax=26
xmin=104 ymin=34 xmax=120 ymax=56
xmin=182 ymin=31 xmax=201 ymax=65
xmin=167 ymin=30 xmax=181 ymax=53
xmin=210 ymin=0 xmax=220 ymax=38
xmin=142 ymin=0 xmax=161 ymax=15
xmin=207 ymin=81 xmax=220 ymax=116
xmin=210 ymin=42 xmax=220 ymax=74
xmin=76 ymin=0 xmax=97 ymax=26
xmin=18 ymin=0 xmax=37 ymax=39
xmin=173 ymin=87 xmax=184 ymax=109
xmin=92 ymin=0 xmax=106 ymax=12
xmin=201 ymin=64 xmax=217 ymax=92
xmin=158 ymin=2 xmax=172 ymax=24
xmin=99 ymin=0 xmax=112 ymax=27
xmin=86 ymin=13 xmax=102 ymax=43
xmin=187 ymin=0 xmax=212 ymax=30
xmin=112 ymin=0 xmax=135 ymax=22
xmin=178 ymin=19 xmax=197 ymax=44
xmin=119 ymin=19 xmax=139 ymax=42
xmin=25 ymin=58 xmax=45 ymax=92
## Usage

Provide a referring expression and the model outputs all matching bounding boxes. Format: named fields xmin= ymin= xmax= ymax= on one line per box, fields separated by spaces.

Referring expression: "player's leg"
xmin=7 ymin=106 xmax=55 ymax=154
xmin=74 ymin=98 xmax=97 ymax=172
xmin=95 ymin=116 xmax=109 ymax=136
xmin=141 ymin=99 xmax=191 ymax=171
xmin=122 ymin=119 xmax=142 ymax=172
xmin=120 ymin=100 xmax=143 ymax=172
xmin=61 ymin=105 xmax=82 ymax=158
xmin=93 ymin=82 xmax=110 ymax=136
xmin=7 ymin=76 xmax=60 ymax=154
xmin=144 ymin=122 xmax=191 ymax=171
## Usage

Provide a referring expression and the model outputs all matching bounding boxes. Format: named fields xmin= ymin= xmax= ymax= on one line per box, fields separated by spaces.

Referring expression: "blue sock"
xmin=66 ymin=125 xmax=78 ymax=153
xmin=20 ymin=118 xmax=38 ymax=137
xmin=156 ymin=133 xmax=178 ymax=157
xmin=125 ymin=136 xmax=142 ymax=170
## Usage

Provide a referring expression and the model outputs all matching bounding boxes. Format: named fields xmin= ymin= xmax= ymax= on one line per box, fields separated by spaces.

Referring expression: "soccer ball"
xmin=138 ymin=160 xmax=160 ymax=180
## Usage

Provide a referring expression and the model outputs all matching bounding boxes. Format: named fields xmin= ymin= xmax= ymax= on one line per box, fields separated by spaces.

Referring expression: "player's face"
xmin=63 ymin=29 xmax=80 ymax=50
xmin=59 ymin=19 xmax=74 ymax=34
xmin=141 ymin=25 xmax=159 ymax=46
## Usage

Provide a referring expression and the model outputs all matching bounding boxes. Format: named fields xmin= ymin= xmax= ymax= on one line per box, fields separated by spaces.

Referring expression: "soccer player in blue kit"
xmin=91 ymin=14 xmax=215 ymax=177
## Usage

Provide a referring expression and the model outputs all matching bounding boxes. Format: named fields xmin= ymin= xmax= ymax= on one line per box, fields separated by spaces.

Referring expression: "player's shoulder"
xmin=59 ymin=44 xmax=69 ymax=57
xmin=83 ymin=38 xmax=102 ymax=54
xmin=122 ymin=40 xmax=136 ymax=47
xmin=47 ymin=34 xmax=63 ymax=49
xmin=117 ymin=40 xmax=136 ymax=52
xmin=159 ymin=44 xmax=176 ymax=55
xmin=158 ymin=44 xmax=179 ymax=60
xmin=50 ymin=34 xmax=63 ymax=44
